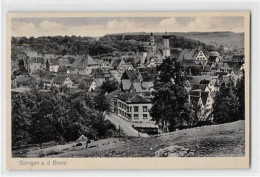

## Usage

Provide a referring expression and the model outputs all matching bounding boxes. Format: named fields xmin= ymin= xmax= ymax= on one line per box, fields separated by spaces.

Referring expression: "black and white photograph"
xmin=6 ymin=12 xmax=250 ymax=169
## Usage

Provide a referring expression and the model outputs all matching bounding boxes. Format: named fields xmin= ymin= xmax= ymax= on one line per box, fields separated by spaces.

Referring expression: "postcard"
xmin=6 ymin=12 xmax=250 ymax=169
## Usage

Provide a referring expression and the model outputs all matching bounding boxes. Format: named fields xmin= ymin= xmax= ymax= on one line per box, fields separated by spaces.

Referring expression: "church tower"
xmin=148 ymin=32 xmax=156 ymax=54
xmin=162 ymin=31 xmax=170 ymax=58
xmin=140 ymin=46 xmax=147 ymax=66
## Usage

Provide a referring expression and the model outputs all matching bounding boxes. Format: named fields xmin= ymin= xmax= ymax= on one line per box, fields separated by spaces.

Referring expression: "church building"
xmin=140 ymin=32 xmax=171 ymax=67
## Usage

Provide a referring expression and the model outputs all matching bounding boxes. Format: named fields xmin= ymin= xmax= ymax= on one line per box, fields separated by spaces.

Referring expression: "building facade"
xmin=115 ymin=93 xmax=153 ymax=123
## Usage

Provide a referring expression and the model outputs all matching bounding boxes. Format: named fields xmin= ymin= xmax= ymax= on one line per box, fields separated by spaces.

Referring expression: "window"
xmin=143 ymin=106 xmax=148 ymax=112
xmin=134 ymin=114 xmax=139 ymax=120
xmin=143 ymin=114 xmax=148 ymax=119
xmin=134 ymin=106 xmax=138 ymax=112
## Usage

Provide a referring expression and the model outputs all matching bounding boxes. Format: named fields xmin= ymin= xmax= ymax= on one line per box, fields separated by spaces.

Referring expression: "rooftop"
xmin=71 ymin=55 xmax=98 ymax=68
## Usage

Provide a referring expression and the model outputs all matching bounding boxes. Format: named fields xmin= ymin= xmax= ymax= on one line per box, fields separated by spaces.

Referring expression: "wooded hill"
xmin=11 ymin=33 xmax=216 ymax=57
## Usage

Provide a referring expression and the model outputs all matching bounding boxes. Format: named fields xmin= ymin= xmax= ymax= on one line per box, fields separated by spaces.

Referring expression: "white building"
xmin=116 ymin=92 xmax=153 ymax=123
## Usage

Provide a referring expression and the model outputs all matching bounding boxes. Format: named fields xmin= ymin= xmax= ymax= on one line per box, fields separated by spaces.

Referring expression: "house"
xmin=231 ymin=55 xmax=244 ymax=63
xmin=70 ymin=55 xmax=99 ymax=75
xmin=11 ymin=87 xmax=31 ymax=99
xmin=115 ymin=92 xmax=154 ymax=123
xmin=111 ymin=59 xmax=121 ymax=70
xmin=45 ymin=58 xmax=60 ymax=72
xmin=199 ymin=79 xmax=216 ymax=92
xmin=178 ymin=46 xmax=210 ymax=66
xmin=118 ymin=63 xmax=134 ymax=78
xmin=110 ymin=70 xmax=121 ymax=83
xmin=121 ymin=79 xmax=132 ymax=92
xmin=91 ymin=68 xmax=113 ymax=81
xmin=191 ymin=84 xmax=211 ymax=92
xmin=106 ymin=89 xmax=122 ymax=114
xmin=29 ymin=57 xmax=45 ymax=74
xmin=215 ymin=63 xmax=232 ymax=72
xmin=52 ymin=75 xmax=73 ymax=88
xmin=58 ymin=58 xmax=71 ymax=66
xmin=208 ymin=51 xmax=220 ymax=66
xmin=131 ymin=82 xmax=145 ymax=93
xmin=141 ymin=81 xmax=154 ymax=92
xmin=189 ymin=90 xmax=213 ymax=122
xmin=40 ymin=74 xmax=56 ymax=88
xmin=121 ymin=70 xmax=139 ymax=83
xmin=189 ymin=75 xmax=212 ymax=87
xmin=88 ymin=78 xmax=105 ymax=91
xmin=13 ymin=74 xmax=37 ymax=88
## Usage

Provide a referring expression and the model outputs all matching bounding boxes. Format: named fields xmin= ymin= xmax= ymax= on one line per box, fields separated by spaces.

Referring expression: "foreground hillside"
xmin=22 ymin=120 xmax=245 ymax=158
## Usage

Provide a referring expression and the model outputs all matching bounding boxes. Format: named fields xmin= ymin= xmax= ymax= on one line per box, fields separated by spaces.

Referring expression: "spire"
xmin=163 ymin=31 xmax=169 ymax=39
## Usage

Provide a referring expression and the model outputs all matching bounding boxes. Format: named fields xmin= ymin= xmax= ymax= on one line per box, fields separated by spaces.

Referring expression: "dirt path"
xmin=105 ymin=113 xmax=149 ymax=137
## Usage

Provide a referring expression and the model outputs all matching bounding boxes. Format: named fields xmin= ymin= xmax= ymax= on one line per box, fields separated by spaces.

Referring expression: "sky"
xmin=11 ymin=16 xmax=244 ymax=37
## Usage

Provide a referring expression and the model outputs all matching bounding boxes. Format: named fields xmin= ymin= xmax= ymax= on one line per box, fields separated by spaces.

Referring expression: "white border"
xmin=1 ymin=0 xmax=260 ymax=176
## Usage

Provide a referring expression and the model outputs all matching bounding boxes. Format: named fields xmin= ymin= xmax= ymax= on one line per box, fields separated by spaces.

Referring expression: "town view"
xmin=11 ymin=17 xmax=245 ymax=158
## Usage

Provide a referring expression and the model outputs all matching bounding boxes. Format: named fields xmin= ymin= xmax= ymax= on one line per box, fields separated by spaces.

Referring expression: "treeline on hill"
xmin=12 ymin=86 xmax=116 ymax=149
xmin=151 ymin=58 xmax=245 ymax=132
xmin=11 ymin=34 xmax=215 ymax=56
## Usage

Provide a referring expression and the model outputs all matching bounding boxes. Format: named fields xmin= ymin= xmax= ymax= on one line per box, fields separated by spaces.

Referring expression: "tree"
xmin=235 ymin=70 xmax=245 ymax=120
xmin=150 ymin=58 xmax=193 ymax=132
xmin=100 ymin=79 xmax=119 ymax=94
xmin=12 ymin=95 xmax=32 ymax=148
xmin=93 ymin=91 xmax=110 ymax=112
xmin=213 ymin=79 xmax=239 ymax=124
xmin=218 ymin=45 xmax=224 ymax=54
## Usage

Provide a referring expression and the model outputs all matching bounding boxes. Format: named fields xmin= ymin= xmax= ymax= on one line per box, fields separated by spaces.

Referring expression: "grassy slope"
xmin=51 ymin=120 xmax=245 ymax=158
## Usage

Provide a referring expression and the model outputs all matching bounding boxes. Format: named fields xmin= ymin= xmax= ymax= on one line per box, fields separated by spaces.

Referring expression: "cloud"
xmin=11 ymin=17 xmax=244 ymax=37
xmin=39 ymin=21 xmax=64 ymax=31
xmin=158 ymin=17 xmax=244 ymax=33
xmin=12 ymin=21 xmax=47 ymax=37
xmin=106 ymin=20 xmax=149 ymax=33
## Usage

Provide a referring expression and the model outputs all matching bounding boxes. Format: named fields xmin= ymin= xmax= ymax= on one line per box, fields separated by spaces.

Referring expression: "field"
xmin=13 ymin=120 xmax=245 ymax=158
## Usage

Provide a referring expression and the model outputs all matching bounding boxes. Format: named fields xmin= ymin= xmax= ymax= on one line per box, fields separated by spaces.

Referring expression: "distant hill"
xmin=171 ymin=32 xmax=244 ymax=50
xmin=107 ymin=31 xmax=244 ymax=50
